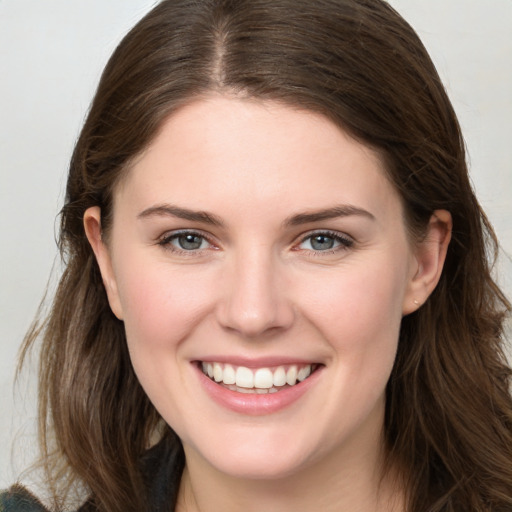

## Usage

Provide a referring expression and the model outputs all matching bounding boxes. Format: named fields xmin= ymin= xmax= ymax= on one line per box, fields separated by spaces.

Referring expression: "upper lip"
xmin=193 ymin=356 xmax=322 ymax=368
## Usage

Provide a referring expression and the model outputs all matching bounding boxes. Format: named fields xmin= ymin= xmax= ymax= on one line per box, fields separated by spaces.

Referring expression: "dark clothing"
xmin=0 ymin=486 xmax=48 ymax=512
xmin=0 ymin=438 xmax=184 ymax=512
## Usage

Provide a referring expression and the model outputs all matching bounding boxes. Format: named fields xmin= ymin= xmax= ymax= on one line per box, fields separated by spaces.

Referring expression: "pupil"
xmin=311 ymin=235 xmax=334 ymax=250
xmin=179 ymin=234 xmax=202 ymax=250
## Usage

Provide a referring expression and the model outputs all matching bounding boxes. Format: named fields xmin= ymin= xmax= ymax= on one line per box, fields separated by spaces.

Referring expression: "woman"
xmin=2 ymin=0 xmax=511 ymax=511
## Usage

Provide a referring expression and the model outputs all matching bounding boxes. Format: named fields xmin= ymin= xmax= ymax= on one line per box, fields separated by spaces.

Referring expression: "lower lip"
xmin=195 ymin=364 xmax=323 ymax=416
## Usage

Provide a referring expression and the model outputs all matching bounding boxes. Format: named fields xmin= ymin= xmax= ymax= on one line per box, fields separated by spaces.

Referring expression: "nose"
xmin=216 ymin=248 xmax=295 ymax=339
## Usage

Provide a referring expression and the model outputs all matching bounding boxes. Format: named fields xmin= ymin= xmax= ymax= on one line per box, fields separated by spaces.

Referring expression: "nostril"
xmin=216 ymin=301 xmax=295 ymax=339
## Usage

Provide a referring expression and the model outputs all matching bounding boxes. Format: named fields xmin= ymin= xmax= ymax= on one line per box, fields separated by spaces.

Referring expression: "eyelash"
xmin=157 ymin=230 xmax=217 ymax=256
xmin=156 ymin=229 xmax=354 ymax=256
xmin=295 ymin=230 xmax=354 ymax=255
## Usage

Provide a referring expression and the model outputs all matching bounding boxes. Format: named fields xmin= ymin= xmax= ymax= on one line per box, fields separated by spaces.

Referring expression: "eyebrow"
xmin=137 ymin=203 xmax=375 ymax=228
xmin=137 ymin=204 xmax=225 ymax=227
xmin=283 ymin=205 xmax=375 ymax=226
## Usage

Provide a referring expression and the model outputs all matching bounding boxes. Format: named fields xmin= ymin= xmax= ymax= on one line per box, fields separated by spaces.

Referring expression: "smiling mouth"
xmin=200 ymin=362 xmax=320 ymax=394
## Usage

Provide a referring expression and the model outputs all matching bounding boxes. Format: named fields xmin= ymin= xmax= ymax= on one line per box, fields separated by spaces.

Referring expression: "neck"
xmin=175 ymin=422 xmax=404 ymax=512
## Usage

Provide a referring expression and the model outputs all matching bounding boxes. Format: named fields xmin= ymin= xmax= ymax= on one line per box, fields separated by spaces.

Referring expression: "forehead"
xmin=115 ymin=95 xmax=402 ymax=224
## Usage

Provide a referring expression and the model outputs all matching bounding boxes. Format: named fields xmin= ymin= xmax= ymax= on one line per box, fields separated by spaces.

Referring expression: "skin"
xmin=85 ymin=95 xmax=451 ymax=512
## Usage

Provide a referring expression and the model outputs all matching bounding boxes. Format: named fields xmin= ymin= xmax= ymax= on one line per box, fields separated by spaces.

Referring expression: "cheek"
xmin=297 ymin=257 xmax=407 ymax=347
xmin=113 ymin=259 xmax=218 ymax=423
xmin=115 ymin=258 xmax=216 ymax=354
xmin=292 ymin=252 xmax=409 ymax=414
xmin=313 ymin=262 xmax=406 ymax=400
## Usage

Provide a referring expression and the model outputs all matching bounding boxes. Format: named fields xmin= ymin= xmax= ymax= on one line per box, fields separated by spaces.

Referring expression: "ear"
xmin=83 ymin=207 xmax=124 ymax=320
xmin=402 ymin=210 xmax=452 ymax=315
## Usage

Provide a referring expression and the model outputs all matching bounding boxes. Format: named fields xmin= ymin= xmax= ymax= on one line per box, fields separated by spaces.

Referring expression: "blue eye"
xmin=298 ymin=232 xmax=352 ymax=252
xmin=174 ymin=233 xmax=207 ymax=250
xmin=159 ymin=232 xmax=210 ymax=251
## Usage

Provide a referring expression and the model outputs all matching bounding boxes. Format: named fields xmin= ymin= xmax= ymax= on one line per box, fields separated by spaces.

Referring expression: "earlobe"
xmin=83 ymin=207 xmax=124 ymax=320
xmin=402 ymin=210 xmax=452 ymax=315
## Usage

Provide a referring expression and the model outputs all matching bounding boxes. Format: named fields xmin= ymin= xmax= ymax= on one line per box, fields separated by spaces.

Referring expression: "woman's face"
xmin=86 ymin=96 xmax=438 ymax=480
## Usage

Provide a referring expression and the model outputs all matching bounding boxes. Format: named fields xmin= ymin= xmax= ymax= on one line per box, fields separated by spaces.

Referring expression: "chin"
xmin=205 ymin=450 xmax=311 ymax=481
xmin=183 ymin=424 xmax=322 ymax=481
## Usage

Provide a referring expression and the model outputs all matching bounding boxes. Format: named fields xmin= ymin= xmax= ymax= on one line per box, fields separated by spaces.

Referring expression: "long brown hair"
xmin=19 ymin=0 xmax=512 ymax=510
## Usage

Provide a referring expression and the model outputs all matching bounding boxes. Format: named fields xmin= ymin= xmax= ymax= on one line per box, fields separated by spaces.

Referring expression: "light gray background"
xmin=1 ymin=0 xmax=511 ymax=490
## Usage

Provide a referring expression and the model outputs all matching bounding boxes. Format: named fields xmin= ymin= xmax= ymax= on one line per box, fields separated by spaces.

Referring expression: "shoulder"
xmin=0 ymin=485 xmax=50 ymax=512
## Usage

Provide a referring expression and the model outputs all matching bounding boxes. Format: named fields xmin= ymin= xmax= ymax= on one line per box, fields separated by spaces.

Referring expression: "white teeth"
xmin=213 ymin=363 xmax=223 ymax=382
xmin=236 ymin=366 xmax=254 ymax=388
xmin=273 ymin=366 xmax=287 ymax=387
xmin=201 ymin=362 xmax=315 ymax=392
xmin=254 ymin=368 xmax=273 ymax=389
xmin=297 ymin=366 xmax=312 ymax=382
xmin=223 ymin=364 xmax=236 ymax=385
xmin=286 ymin=365 xmax=298 ymax=386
